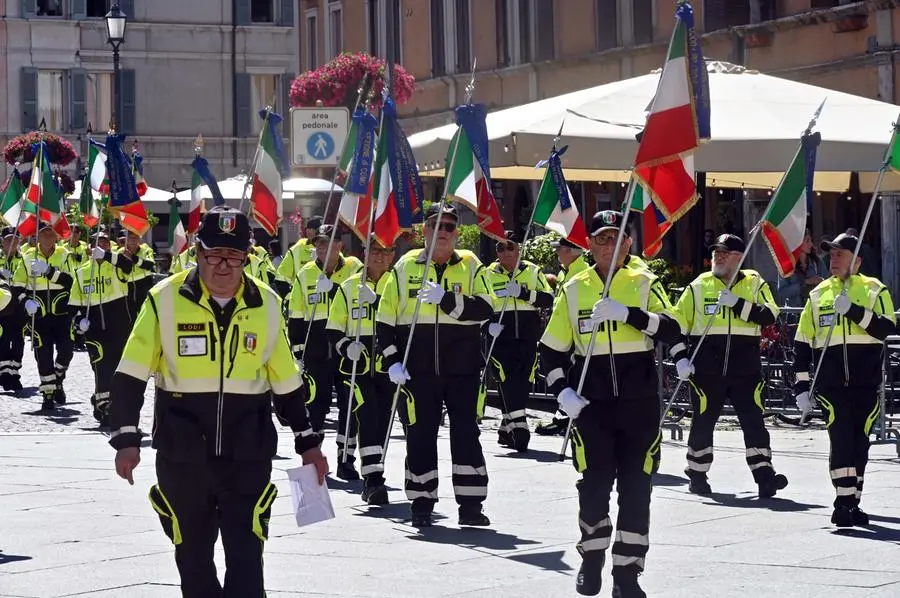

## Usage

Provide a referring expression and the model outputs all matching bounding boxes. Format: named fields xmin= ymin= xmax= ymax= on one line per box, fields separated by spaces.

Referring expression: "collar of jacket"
xmin=178 ymin=267 xmax=263 ymax=309
xmin=416 ymin=250 xmax=462 ymax=265
xmin=316 ymin=255 xmax=345 ymax=274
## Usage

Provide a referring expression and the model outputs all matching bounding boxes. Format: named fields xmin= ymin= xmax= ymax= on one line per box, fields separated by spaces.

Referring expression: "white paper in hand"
xmin=287 ymin=464 xmax=335 ymax=527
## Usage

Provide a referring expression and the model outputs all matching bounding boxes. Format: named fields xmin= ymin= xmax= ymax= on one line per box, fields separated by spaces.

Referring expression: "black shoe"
xmin=497 ymin=431 xmax=511 ymax=447
xmin=575 ymin=554 xmax=604 ymax=596
xmin=850 ymin=506 xmax=870 ymax=526
xmin=53 ymin=388 xmax=66 ymax=405
xmin=362 ymin=485 xmax=389 ymax=506
xmin=40 ymin=397 xmax=55 ymax=411
xmin=411 ymin=512 xmax=432 ymax=528
xmin=7 ymin=377 xmax=22 ymax=392
xmin=458 ymin=507 xmax=491 ymax=527
xmin=336 ymin=462 xmax=360 ymax=481
xmin=831 ymin=505 xmax=855 ymax=528
xmin=758 ymin=473 xmax=788 ymax=499
xmin=510 ymin=428 xmax=530 ymax=453
xmin=536 ymin=417 xmax=569 ymax=436
xmin=611 ymin=573 xmax=647 ymax=598
xmin=685 ymin=469 xmax=711 ymax=495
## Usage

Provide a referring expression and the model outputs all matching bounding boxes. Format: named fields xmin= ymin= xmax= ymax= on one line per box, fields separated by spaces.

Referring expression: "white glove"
xmin=675 ymin=358 xmax=695 ymax=381
xmin=834 ymin=294 xmax=851 ymax=316
xmin=345 ymin=341 xmax=364 ymax=362
xmin=24 ymin=299 xmax=38 ymax=315
xmin=358 ymin=284 xmax=377 ymax=305
xmin=388 ymin=362 xmax=411 ymax=385
xmin=487 ymin=323 xmax=504 ymax=338
xmin=78 ymin=318 xmax=90 ymax=333
xmin=91 ymin=246 xmax=106 ymax=260
xmin=718 ymin=290 xmax=739 ymax=308
xmin=296 ymin=360 xmax=305 ymax=377
xmin=557 ymin=387 xmax=588 ymax=420
xmin=315 ymin=276 xmax=334 ymax=294
xmin=504 ymin=281 xmax=521 ymax=298
xmin=418 ymin=281 xmax=446 ymax=305
xmin=30 ymin=260 xmax=49 ymax=276
xmin=795 ymin=391 xmax=814 ymax=415
xmin=0 ymin=268 xmax=11 ymax=280
xmin=590 ymin=298 xmax=628 ymax=324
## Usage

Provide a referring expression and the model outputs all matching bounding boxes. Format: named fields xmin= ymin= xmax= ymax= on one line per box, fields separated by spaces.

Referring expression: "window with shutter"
xmin=69 ymin=69 xmax=87 ymax=131
xmin=71 ymin=0 xmax=86 ymax=19
xmin=456 ymin=0 xmax=471 ymax=73
xmin=534 ymin=0 xmax=555 ymax=61
xmin=278 ymin=0 xmax=294 ymax=27
xmin=431 ymin=0 xmax=446 ymax=76
xmin=596 ymin=0 xmax=617 ymax=51
xmin=633 ymin=0 xmax=653 ymax=44
xmin=21 ymin=0 xmax=36 ymax=18
xmin=327 ymin=3 xmax=342 ymax=57
xmin=367 ymin=0 xmax=379 ymax=55
xmin=518 ymin=0 xmax=531 ymax=62
xmin=251 ymin=74 xmax=277 ymax=134
xmin=86 ymin=72 xmax=112 ymax=132
xmin=35 ymin=0 xmax=63 ymax=16
xmin=116 ymin=69 xmax=136 ymax=135
xmin=38 ymin=71 xmax=65 ymax=132
xmin=235 ymin=73 xmax=252 ymax=138
xmin=119 ymin=0 xmax=133 ymax=19
xmin=250 ymin=0 xmax=274 ymax=24
xmin=280 ymin=72 xmax=294 ymax=116
xmin=305 ymin=10 xmax=318 ymax=69
xmin=235 ymin=0 xmax=251 ymax=25
xmin=704 ymin=0 xmax=750 ymax=31
xmin=388 ymin=0 xmax=401 ymax=63
xmin=20 ymin=68 xmax=38 ymax=132
xmin=85 ymin=0 xmax=105 ymax=18
xmin=495 ymin=0 xmax=509 ymax=68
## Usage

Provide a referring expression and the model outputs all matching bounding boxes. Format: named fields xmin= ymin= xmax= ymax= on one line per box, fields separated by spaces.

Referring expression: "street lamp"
xmin=105 ymin=3 xmax=127 ymax=132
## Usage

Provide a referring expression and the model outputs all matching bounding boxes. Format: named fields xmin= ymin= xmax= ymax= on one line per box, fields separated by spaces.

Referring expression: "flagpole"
xmin=558 ymin=174 xmax=636 ymax=459
xmin=477 ymin=118 xmax=566 ymax=416
xmin=237 ymin=97 xmax=275 ymax=216
xmin=297 ymin=76 xmax=372 ymax=367
xmin=85 ymin=133 xmax=109 ymax=331
xmin=802 ymin=117 xmax=899 ymax=425
xmin=380 ymin=62 xmax=478 ymax=464
xmin=339 ymin=108 xmax=386 ymax=465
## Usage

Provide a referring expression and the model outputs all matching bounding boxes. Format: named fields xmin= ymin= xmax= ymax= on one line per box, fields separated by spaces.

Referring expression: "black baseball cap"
xmin=821 ymin=232 xmax=858 ymax=253
xmin=589 ymin=210 xmax=627 ymax=237
xmin=711 ymin=233 xmax=746 ymax=253
xmin=424 ymin=203 xmax=458 ymax=222
xmin=550 ymin=237 xmax=581 ymax=250
xmin=197 ymin=207 xmax=252 ymax=252
xmin=312 ymin=224 xmax=341 ymax=242
xmin=306 ymin=215 xmax=323 ymax=229
xmin=502 ymin=230 xmax=523 ymax=244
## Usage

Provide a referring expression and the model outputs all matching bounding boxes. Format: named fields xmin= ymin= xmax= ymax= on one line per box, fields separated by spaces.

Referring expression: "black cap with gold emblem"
xmin=197 ymin=206 xmax=252 ymax=252
xmin=589 ymin=210 xmax=627 ymax=237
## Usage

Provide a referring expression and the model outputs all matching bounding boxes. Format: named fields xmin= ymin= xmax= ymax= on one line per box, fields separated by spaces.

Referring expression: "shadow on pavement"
xmin=652 ymin=473 xmax=689 ymax=487
xmin=495 ymin=448 xmax=565 ymax=464
xmin=325 ymin=476 xmax=363 ymax=493
xmin=0 ymin=553 xmax=32 ymax=565
xmin=705 ymin=492 xmax=823 ymax=512
xmin=506 ymin=549 xmax=573 ymax=572
xmin=408 ymin=526 xmax=541 ymax=551
xmin=869 ymin=513 xmax=900 ymax=526
xmin=833 ymin=524 xmax=900 ymax=543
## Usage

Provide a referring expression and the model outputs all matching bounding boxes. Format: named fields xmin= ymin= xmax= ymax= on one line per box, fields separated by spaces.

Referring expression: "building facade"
xmin=1 ymin=0 xmax=297 ymax=188
xmin=301 ymin=0 xmax=900 ymax=291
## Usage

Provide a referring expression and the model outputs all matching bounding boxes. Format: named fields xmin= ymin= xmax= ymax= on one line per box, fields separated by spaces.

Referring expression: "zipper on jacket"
xmin=842 ymin=312 xmax=849 ymax=386
xmin=512 ymin=269 xmax=520 ymax=339
xmin=607 ymin=325 xmax=618 ymax=396
xmin=216 ymin=321 xmax=225 ymax=456
xmin=723 ymin=307 xmax=732 ymax=375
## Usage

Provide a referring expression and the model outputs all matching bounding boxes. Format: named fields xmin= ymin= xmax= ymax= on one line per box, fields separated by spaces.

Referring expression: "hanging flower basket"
xmin=290 ymin=52 xmax=416 ymax=112
xmin=17 ymin=169 xmax=75 ymax=195
xmin=3 ymin=132 xmax=77 ymax=167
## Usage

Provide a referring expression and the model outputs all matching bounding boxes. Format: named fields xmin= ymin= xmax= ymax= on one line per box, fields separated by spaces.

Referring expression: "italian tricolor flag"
xmin=168 ymin=197 xmax=188 ymax=256
xmin=338 ymin=112 xmax=377 ymax=242
xmin=250 ymin=115 xmax=284 ymax=236
xmin=628 ymin=179 xmax=672 ymax=259
xmin=533 ymin=152 xmax=589 ymax=250
xmin=634 ymin=1 xmax=709 ymax=222
xmin=188 ymin=169 xmax=204 ymax=235
xmin=368 ymin=131 xmax=400 ymax=248
xmin=0 ymin=170 xmax=27 ymax=231
xmin=88 ymin=143 xmax=108 ymax=194
xmin=78 ymin=175 xmax=100 ymax=228
xmin=444 ymin=125 xmax=506 ymax=242
xmin=761 ymin=133 xmax=820 ymax=278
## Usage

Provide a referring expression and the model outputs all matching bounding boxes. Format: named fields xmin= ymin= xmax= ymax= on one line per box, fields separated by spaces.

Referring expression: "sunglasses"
xmin=426 ymin=221 xmax=457 ymax=233
xmin=203 ymin=254 xmax=245 ymax=268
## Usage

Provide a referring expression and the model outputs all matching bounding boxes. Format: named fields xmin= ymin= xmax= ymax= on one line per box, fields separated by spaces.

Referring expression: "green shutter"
xmin=235 ymin=0 xmax=251 ymax=25
xmin=71 ymin=0 xmax=86 ymax=19
xmin=69 ymin=68 xmax=87 ymax=131
xmin=117 ymin=69 xmax=136 ymax=135
xmin=20 ymin=67 xmax=38 ymax=132
xmin=120 ymin=0 xmax=135 ymax=19
xmin=235 ymin=72 xmax=252 ymax=138
xmin=21 ymin=0 xmax=35 ymax=18
xmin=280 ymin=71 xmax=294 ymax=115
xmin=279 ymin=0 xmax=294 ymax=27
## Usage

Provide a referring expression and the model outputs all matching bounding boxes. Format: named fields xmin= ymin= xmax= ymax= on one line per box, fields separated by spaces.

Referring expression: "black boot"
xmin=40 ymin=395 xmax=55 ymax=411
xmin=831 ymin=505 xmax=855 ymax=528
xmin=575 ymin=552 xmax=604 ymax=596
xmin=361 ymin=484 xmax=388 ymax=506
xmin=758 ymin=473 xmax=788 ymax=499
xmin=7 ymin=376 xmax=23 ymax=392
xmin=510 ymin=428 xmax=530 ymax=453
xmin=336 ymin=461 xmax=360 ymax=481
xmin=684 ymin=468 xmax=711 ymax=495
xmin=850 ymin=506 xmax=870 ymax=526
xmin=53 ymin=387 xmax=66 ymax=405
xmin=536 ymin=416 xmax=569 ymax=436
xmin=497 ymin=429 xmax=511 ymax=447
xmin=611 ymin=569 xmax=647 ymax=598
xmin=458 ymin=505 xmax=490 ymax=527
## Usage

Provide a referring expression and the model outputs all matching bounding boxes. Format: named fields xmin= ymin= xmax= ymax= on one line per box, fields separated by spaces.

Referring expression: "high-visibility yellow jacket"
xmin=121 ymin=244 xmax=156 ymax=283
xmin=287 ymin=256 xmax=363 ymax=360
xmin=484 ymin=259 xmax=553 ymax=341
xmin=169 ymin=245 xmax=197 ymax=274
xmin=106 ymin=268 xmax=319 ymax=461
xmin=673 ymin=269 xmax=778 ymax=378
xmin=539 ymin=264 xmax=683 ymax=400
xmin=794 ymin=274 xmax=896 ymax=389
xmin=326 ymin=270 xmax=391 ymax=376
xmin=275 ymin=238 xmax=315 ymax=290
xmin=244 ymin=251 xmax=275 ymax=286
xmin=12 ymin=245 xmax=74 ymax=316
xmin=376 ymin=248 xmax=493 ymax=376
xmin=556 ymin=254 xmax=588 ymax=291
xmin=68 ymin=253 xmax=133 ymax=318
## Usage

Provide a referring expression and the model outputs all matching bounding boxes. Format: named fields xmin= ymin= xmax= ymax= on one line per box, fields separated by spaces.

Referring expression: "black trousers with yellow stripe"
xmin=817 ymin=385 xmax=879 ymax=509
xmin=84 ymin=308 xmax=131 ymax=419
xmin=490 ymin=340 xmax=538 ymax=450
xmin=307 ymin=356 xmax=358 ymax=465
xmin=686 ymin=374 xmax=775 ymax=483
xmin=151 ymin=456 xmax=275 ymax=598
xmin=571 ymin=395 xmax=659 ymax=574
xmin=32 ymin=314 xmax=74 ymax=399
xmin=350 ymin=370 xmax=395 ymax=489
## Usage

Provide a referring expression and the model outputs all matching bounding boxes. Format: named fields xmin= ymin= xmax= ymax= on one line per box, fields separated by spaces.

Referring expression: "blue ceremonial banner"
xmin=347 ymin=108 xmax=378 ymax=196
xmin=547 ymin=146 xmax=572 ymax=210
xmin=105 ymin=133 xmax=141 ymax=211
xmin=678 ymin=1 xmax=711 ymax=141
xmin=455 ymin=103 xmax=492 ymax=183
xmin=259 ymin=109 xmax=290 ymax=175
xmin=803 ymin=132 xmax=822 ymax=213
xmin=191 ymin=155 xmax=226 ymax=206
xmin=384 ymin=95 xmax=423 ymax=227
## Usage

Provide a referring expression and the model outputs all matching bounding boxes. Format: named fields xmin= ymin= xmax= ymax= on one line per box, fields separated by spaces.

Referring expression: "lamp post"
xmin=105 ymin=3 xmax=127 ymax=132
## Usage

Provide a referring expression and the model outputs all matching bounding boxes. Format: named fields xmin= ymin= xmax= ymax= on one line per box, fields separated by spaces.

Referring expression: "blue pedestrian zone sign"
xmin=307 ymin=132 xmax=335 ymax=161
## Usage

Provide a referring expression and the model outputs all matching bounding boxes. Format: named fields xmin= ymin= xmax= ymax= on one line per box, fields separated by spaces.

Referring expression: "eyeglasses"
xmin=591 ymin=234 xmax=618 ymax=246
xmin=496 ymin=242 xmax=516 ymax=252
xmin=203 ymin=254 xmax=245 ymax=268
xmin=425 ymin=221 xmax=457 ymax=233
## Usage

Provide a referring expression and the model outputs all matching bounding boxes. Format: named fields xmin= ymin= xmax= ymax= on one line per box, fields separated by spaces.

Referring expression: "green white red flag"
xmin=250 ymin=110 xmax=289 ymax=236
xmin=532 ymin=147 xmax=589 ymax=250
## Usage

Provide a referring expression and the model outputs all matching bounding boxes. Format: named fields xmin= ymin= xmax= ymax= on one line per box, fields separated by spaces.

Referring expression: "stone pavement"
xmin=1 ymin=352 xmax=900 ymax=597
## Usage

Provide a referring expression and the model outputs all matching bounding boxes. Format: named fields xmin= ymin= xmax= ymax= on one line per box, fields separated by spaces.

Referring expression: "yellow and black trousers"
xmin=488 ymin=339 xmax=538 ymax=451
xmin=151 ymin=455 xmax=276 ymax=598
xmin=569 ymin=394 xmax=659 ymax=574
xmin=685 ymin=373 xmax=776 ymax=484
xmin=83 ymin=301 xmax=131 ymax=420
xmin=816 ymin=385 xmax=880 ymax=509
